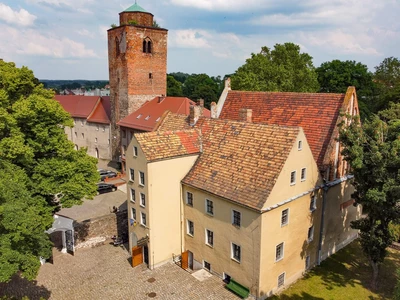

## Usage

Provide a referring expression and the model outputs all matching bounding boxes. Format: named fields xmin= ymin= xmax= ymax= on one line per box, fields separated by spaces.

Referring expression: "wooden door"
xmin=181 ymin=250 xmax=189 ymax=270
xmin=132 ymin=246 xmax=143 ymax=267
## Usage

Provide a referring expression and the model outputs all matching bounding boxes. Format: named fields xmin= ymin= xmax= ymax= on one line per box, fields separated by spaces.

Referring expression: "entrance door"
xmin=188 ymin=251 xmax=193 ymax=270
xmin=143 ymin=245 xmax=149 ymax=265
xmin=132 ymin=246 xmax=143 ymax=267
xmin=181 ymin=250 xmax=188 ymax=269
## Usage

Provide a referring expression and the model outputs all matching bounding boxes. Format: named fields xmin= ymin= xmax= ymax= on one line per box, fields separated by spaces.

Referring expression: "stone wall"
xmin=74 ymin=210 xmax=128 ymax=249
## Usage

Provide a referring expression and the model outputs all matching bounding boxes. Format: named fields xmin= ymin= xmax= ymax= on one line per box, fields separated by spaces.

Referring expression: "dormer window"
xmin=145 ymin=115 xmax=150 ymax=120
xmin=136 ymin=114 xmax=142 ymax=119
xmin=143 ymin=38 xmax=152 ymax=53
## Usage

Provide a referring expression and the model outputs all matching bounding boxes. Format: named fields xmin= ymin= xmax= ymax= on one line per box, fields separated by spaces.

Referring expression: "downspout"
xmin=317 ymin=182 xmax=329 ymax=265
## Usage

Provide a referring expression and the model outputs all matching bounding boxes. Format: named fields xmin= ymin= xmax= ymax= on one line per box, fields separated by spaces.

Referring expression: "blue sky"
xmin=0 ymin=0 xmax=399 ymax=80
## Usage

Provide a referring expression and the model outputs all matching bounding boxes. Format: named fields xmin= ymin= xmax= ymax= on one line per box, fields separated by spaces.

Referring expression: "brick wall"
xmin=119 ymin=12 xmax=153 ymax=27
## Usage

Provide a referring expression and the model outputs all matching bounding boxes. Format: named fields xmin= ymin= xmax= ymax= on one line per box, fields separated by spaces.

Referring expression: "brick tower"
xmin=108 ymin=2 xmax=168 ymax=159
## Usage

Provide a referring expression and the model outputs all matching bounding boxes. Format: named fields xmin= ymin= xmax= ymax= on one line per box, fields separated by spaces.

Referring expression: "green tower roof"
xmin=124 ymin=2 xmax=147 ymax=13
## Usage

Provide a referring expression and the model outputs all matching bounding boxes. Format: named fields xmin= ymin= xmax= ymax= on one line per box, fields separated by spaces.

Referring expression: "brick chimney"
xmin=239 ymin=108 xmax=252 ymax=122
xmin=211 ymin=102 xmax=218 ymax=119
xmin=189 ymin=105 xmax=202 ymax=126
xmin=197 ymin=99 xmax=204 ymax=107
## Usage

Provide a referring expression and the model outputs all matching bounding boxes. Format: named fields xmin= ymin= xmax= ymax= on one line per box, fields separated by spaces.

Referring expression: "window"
xmin=156 ymin=117 xmax=161 ymax=122
xmin=143 ymin=39 xmax=152 ymax=53
xmin=281 ymin=209 xmax=289 ymax=226
xmin=290 ymin=171 xmax=296 ymax=185
xmin=108 ymin=139 xmax=110 ymax=145
xmin=129 ymin=168 xmax=134 ymax=181
xmin=308 ymin=226 xmax=314 ymax=242
xmin=130 ymin=188 xmax=135 ymax=202
xmin=298 ymin=140 xmax=302 ymax=150
xmin=147 ymin=41 xmax=152 ymax=53
xmin=305 ymin=255 xmax=310 ymax=269
xmin=310 ymin=196 xmax=317 ymax=211
xmin=81 ymin=120 xmax=84 ymax=126
xmin=95 ymin=137 xmax=98 ymax=143
xmin=74 ymin=132 xmax=77 ymax=138
xmin=133 ymin=146 xmax=138 ymax=157
xmin=187 ymin=220 xmax=194 ymax=236
xmin=148 ymin=73 xmax=153 ymax=79
xmin=142 ymin=40 xmax=147 ymax=53
xmin=186 ymin=192 xmax=193 ymax=206
xmin=140 ymin=193 xmax=146 ymax=207
xmin=301 ymin=168 xmax=306 ymax=181
xmin=276 ymin=242 xmax=284 ymax=261
xmin=141 ymin=212 xmax=147 ymax=226
xmin=206 ymin=199 xmax=214 ymax=216
xmin=139 ymin=171 xmax=145 ymax=186
xmin=203 ymin=261 xmax=211 ymax=271
xmin=231 ymin=243 xmax=241 ymax=262
xmin=131 ymin=207 xmax=136 ymax=220
xmin=278 ymin=273 xmax=285 ymax=287
xmin=122 ymin=130 xmax=126 ymax=138
xmin=205 ymin=229 xmax=213 ymax=247
xmin=102 ymin=126 xmax=105 ymax=132
xmin=136 ymin=114 xmax=142 ymax=119
xmin=145 ymin=115 xmax=150 ymax=120
xmin=81 ymin=133 xmax=84 ymax=139
xmin=232 ymin=210 xmax=241 ymax=227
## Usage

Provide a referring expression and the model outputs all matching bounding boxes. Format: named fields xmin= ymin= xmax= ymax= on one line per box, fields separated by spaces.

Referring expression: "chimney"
xmin=211 ymin=102 xmax=218 ymax=119
xmin=158 ymin=95 xmax=165 ymax=103
xmin=239 ymin=108 xmax=252 ymax=122
xmin=189 ymin=105 xmax=202 ymax=126
xmin=197 ymin=99 xmax=204 ymax=107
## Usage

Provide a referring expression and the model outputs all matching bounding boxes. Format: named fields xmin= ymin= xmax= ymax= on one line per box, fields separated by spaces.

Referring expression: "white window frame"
xmin=281 ymin=208 xmax=289 ymax=227
xmin=308 ymin=225 xmax=314 ymax=242
xmin=81 ymin=133 xmax=84 ymax=139
xmin=131 ymin=207 xmax=136 ymax=220
xmin=139 ymin=171 xmax=145 ymax=186
xmin=290 ymin=170 xmax=296 ymax=185
xmin=133 ymin=146 xmax=138 ymax=157
xmin=232 ymin=210 xmax=241 ymax=227
xmin=187 ymin=220 xmax=194 ymax=236
xmin=278 ymin=272 xmax=285 ymax=288
xmin=203 ymin=260 xmax=211 ymax=272
xmin=140 ymin=212 xmax=146 ymax=226
xmin=310 ymin=195 xmax=317 ymax=212
xmin=275 ymin=242 xmax=284 ymax=262
xmin=140 ymin=193 xmax=146 ymax=207
xmin=205 ymin=229 xmax=214 ymax=247
xmin=231 ymin=242 xmax=241 ymax=263
xmin=301 ymin=168 xmax=306 ymax=181
xmin=205 ymin=199 xmax=214 ymax=216
xmin=298 ymin=140 xmax=302 ymax=150
xmin=129 ymin=168 xmax=134 ymax=182
xmin=130 ymin=188 xmax=135 ymax=202
xmin=186 ymin=192 xmax=193 ymax=206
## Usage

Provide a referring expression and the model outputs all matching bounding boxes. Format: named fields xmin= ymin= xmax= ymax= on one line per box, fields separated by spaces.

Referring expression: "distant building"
xmin=54 ymin=95 xmax=111 ymax=160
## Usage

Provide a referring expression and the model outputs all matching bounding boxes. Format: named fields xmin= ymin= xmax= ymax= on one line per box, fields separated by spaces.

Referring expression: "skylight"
xmin=145 ymin=115 xmax=150 ymax=120
xmin=136 ymin=114 xmax=142 ymax=119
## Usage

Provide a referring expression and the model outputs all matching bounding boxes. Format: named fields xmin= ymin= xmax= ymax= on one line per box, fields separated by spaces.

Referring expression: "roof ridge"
xmin=229 ymin=90 xmax=345 ymax=96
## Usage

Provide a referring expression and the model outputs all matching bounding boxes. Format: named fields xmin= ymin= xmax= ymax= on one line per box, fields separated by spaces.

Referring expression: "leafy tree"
xmin=0 ymin=61 xmax=98 ymax=281
xmin=167 ymin=75 xmax=183 ymax=97
xmin=339 ymin=102 xmax=400 ymax=290
xmin=169 ymin=72 xmax=189 ymax=84
xmin=182 ymin=73 xmax=219 ymax=108
xmin=152 ymin=20 xmax=160 ymax=28
xmin=231 ymin=43 xmax=319 ymax=92
xmin=316 ymin=60 xmax=375 ymax=117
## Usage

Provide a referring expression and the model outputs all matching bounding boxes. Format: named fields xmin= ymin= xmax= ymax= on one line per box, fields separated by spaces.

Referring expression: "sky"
xmin=0 ymin=0 xmax=399 ymax=80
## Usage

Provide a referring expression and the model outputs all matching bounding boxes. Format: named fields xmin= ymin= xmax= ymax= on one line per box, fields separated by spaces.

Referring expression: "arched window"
xmin=142 ymin=38 xmax=152 ymax=54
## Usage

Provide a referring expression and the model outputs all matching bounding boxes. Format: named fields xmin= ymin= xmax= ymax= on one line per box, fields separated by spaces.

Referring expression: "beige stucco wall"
xmin=183 ymin=185 xmax=262 ymax=295
xmin=65 ymin=117 xmax=111 ymax=160
xmin=126 ymin=135 xmax=198 ymax=268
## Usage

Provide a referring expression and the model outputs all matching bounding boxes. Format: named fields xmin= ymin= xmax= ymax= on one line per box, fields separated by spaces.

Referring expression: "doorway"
xmin=143 ymin=245 xmax=149 ymax=265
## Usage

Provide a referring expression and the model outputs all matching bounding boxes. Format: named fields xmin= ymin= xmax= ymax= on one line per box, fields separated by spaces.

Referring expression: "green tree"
xmin=231 ymin=43 xmax=319 ymax=92
xmin=169 ymin=72 xmax=189 ymax=84
xmin=0 ymin=61 xmax=98 ymax=281
xmin=339 ymin=102 xmax=400 ymax=290
xmin=182 ymin=73 xmax=219 ymax=108
xmin=316 ymin=60 xmax=375 ymax=117
xmin=167 ymin=75 xmax=183 ymax=97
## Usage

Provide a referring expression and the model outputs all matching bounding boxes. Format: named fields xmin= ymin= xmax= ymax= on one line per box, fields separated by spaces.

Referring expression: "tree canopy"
xmin=231 ymin=43 xmax=319 ymax=93
xmin=339 ymin=102 xmax=400 ymax=289
xmin=182 ymin=73 xmax=219 ymax=108
xmin=166 ymin=75 xmax=183 ymax=97
xmin=0 ymin=61 xmax=98 ymax=282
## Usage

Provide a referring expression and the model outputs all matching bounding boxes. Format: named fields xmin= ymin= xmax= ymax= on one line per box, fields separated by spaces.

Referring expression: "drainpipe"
xmin=317 ymin=182 xmax=329 ymax=265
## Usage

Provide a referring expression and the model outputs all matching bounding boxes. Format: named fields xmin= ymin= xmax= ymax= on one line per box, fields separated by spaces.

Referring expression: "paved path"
xmin=1 ymin=244 xmax=242 ymax=300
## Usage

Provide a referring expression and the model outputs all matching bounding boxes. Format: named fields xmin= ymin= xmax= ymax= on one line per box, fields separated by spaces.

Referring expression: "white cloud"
xmin=76 ymin=29 xmax=91 ymax=37
xmin=169 ymin=0 xmax=271 ymax=11
xmin=0 ymin=4 xmax=37 ymax=26
xmin=0 ymin=26 xmax=98 ymax=59
xmin=99 ymin=25 xmax=109 ymax=40
xmin=26 ymin=0 xmax=94 ymax=13
xmin=169 ymin=29 xmax=211 ymax=48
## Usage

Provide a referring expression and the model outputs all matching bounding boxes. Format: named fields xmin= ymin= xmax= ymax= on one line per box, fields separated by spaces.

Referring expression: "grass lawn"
xmin=271 ymin=241 xmax=400 ymax=300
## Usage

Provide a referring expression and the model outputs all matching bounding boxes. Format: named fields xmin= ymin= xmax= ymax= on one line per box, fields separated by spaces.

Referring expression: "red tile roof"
xmin=219 ymin=91 xmax=345 ymax=168
xmin=117 ymin=96 xmax=211 ymax=131
xmin=54 ymin=95 xmax=111 ymax=124
xmin=135 ymin=130 xmax=201 ymax=162
xmin=156 ymin=113 xmax=300 ymax=211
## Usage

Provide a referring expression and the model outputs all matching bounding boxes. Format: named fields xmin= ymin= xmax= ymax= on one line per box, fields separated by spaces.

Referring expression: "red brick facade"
xmin=108 ymin=9 xmax=168 ymax=159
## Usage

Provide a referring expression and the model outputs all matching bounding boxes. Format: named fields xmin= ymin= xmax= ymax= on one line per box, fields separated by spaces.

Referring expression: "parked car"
xmin=98 ymin=169 xmax=118 ymax=181
xmin=97 ymin=183 xmax=117 ymax=194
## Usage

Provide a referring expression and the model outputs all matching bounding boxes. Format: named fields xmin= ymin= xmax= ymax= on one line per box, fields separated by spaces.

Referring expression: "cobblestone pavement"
xmin=2 ymin=244 xmax=243 ymax=300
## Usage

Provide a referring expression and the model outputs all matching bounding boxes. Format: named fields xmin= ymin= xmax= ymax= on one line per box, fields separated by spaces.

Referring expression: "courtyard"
xmin=0 ymin=243 xmax=241 ymax=300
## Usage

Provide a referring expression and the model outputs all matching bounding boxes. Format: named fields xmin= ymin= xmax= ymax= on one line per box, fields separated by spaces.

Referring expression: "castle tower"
xmin=108 ymin=2 xmax=168 ymax=159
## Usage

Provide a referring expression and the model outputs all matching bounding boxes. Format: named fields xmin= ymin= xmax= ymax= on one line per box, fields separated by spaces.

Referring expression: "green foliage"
xmin=168 ymin=72 xmax=189 ymax=84
xmin=110 ymin=23 xmax=117 ymax=28
xmin=152 ymin=20 xmax=160 ymax=28
xmin=167 ymin=75 xmax=183 ymax=97
xmin=127 ymin=20 xmax=138 ymax=25
xmin=0 ymin=60 xmax=98 ymax=282
xmin=231 ymin=43 xmax=319 ymax=92
xmin=339 ymin=102 xmax=400 ymax=288
xmin=182 ymin=74 xmax=219 ymax=108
